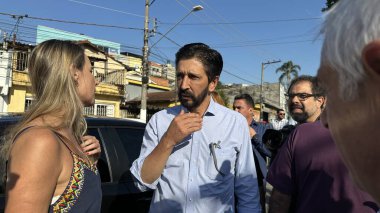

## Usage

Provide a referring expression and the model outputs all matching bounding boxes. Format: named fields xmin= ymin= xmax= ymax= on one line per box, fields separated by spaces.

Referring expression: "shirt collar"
xmin=250 ymin=119 xmax=258 ymax=127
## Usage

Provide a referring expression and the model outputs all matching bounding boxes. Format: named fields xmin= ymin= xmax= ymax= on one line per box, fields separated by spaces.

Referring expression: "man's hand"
xmin=81 ymin=135 xmax=101 ymax=160
xmin=140 ymin=109 xmax=203 ymax=184
xmin=164 ymin=109 xmax=203 ymax=147
xmin=249 ymin=126 xmax=257 ymax=138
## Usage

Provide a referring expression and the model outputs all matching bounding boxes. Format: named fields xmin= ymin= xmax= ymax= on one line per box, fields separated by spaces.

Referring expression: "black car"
xmin=0 ymin=114 xmax=152 ymax=213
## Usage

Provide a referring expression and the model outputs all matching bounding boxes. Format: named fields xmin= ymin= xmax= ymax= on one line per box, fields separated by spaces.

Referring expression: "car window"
xmin=87 ymin=128 xmax=111 ymax=183
xmin=115 ymin=127 xmax=144 ymax=182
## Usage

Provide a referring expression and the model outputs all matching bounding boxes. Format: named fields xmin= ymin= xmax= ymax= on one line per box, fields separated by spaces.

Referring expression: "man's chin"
xmin=180 ymin=100 xmax=194 ymax=109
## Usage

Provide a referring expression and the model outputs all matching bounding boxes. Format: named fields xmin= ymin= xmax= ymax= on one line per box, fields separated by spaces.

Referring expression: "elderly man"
xmin=317 ymin=0 xmax=380 ymax=204
xmin=131 ymin=43 xmax=261 ymax=212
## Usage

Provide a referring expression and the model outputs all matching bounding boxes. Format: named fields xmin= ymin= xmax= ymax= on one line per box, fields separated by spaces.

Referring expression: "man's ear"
xmin=249 ymin=107 xmax=254 ymax=115
xmin=208 ymin=76 xmax=219 ymax=92
xmin=319 ymin=96 xmax=327 ymax=110
xmin=362 ymin=40 xmax=380 ymax=77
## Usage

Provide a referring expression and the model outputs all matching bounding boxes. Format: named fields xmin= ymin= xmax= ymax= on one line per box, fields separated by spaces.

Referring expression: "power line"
xmin=160 ymin=17 xmax=322 ymax=25
xmin=68 ymin=0 xmax=146 ymax=19
xmin=0 ymin=12 xmax=144 ymax=31
xmin=214 ymin=39 xmax=321 ymax=48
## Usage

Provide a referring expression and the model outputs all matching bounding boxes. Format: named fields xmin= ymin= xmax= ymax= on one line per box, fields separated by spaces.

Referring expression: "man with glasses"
xmin=266 ymin=75 xmax=377 ymax=212
xmin=131 ymin=43 xmax=261 ymax=212
xmin=285 ymin=75 xmax=325 ymax=124
xmin=271 ymin=109 xmax=288 ymax=130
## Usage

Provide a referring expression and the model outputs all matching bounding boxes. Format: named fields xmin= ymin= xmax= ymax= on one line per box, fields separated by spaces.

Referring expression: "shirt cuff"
xmin=130 ymin=157 xmax=160 ymax=191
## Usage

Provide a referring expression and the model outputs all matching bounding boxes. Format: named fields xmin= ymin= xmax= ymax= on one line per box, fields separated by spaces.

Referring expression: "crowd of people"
xmin=1 ymin=0 xmax=380 ymax=212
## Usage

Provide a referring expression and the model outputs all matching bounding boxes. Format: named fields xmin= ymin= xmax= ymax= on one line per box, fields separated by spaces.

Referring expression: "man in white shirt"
xmin=271 ymin=109 xmax=288 ymax=130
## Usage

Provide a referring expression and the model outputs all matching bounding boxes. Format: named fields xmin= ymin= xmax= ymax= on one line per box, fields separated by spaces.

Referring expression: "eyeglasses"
xmin=285 ymin=93 xmax=321 ymax=101
xmin=278 ymin=113 xmax=285 ymax=115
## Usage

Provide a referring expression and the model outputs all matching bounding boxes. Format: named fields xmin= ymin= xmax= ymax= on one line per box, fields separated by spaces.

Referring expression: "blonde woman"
xmin=1 ymin=39 xmax=102 ymax=212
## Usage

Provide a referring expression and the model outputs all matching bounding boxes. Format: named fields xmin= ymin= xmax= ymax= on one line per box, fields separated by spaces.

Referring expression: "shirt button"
xmin=189 ymin=198 xmax=192 ymax=201
xmin=190 ymin=178 xmax=193 ymax=182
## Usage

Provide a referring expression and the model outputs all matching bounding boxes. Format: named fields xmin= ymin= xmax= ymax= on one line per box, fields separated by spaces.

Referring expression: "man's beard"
xmin=179 ymin=87 xmax=208 ymax=111
xmin=289 ymin=103 xmax=308 ymax=123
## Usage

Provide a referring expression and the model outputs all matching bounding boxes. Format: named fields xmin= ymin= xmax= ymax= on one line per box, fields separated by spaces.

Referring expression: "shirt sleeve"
xmin=251 ymin=123 xmax=272 ymax=158
xmin=251 ymin=136 xmax=272 ymax=158
xmin=130 ymin=114 xmax=161 ymax=191
xmin=235 ymin=118 xmax=262 ymax=213
xmin=266 ymin=127 xmax=298 ymax=195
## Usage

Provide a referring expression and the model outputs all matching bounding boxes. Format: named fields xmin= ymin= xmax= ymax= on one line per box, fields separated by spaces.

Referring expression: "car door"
xmin=88 ymin=123 xmax=152 ymax=213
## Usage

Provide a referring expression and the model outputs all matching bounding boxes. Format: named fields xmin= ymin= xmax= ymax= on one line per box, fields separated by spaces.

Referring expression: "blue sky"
xmin=1 ymin=0 xmax=326 ymax=85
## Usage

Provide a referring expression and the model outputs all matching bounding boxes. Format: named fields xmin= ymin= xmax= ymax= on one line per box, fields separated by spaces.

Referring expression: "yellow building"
xmin=6 ymin=41 xmax=125 ymax=118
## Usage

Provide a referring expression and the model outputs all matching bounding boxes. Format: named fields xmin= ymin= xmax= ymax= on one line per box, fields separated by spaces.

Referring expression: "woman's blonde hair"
xmin=0 ymin=39 xmax=88 ymax=160
xmin=211 ymin=91 xmax=225 ymax=106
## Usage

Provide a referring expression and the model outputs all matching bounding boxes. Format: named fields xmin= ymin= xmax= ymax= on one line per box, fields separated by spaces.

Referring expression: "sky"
xmin=0 ymin=0 xmax=326 ymax=86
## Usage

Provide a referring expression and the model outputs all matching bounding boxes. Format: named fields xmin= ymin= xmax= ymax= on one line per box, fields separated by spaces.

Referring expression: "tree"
xmin=276 ymin=61 xmax=300 ymax=90
xmin=322 ymin=0 xmax=339 ymax=12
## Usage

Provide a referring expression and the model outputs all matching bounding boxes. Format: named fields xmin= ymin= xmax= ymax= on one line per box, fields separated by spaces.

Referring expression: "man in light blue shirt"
xmin=130 ymin=43 xmax=261 ymax=213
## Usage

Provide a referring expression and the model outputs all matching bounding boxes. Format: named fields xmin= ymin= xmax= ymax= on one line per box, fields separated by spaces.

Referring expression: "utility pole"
xmin=140 ymin=0 xmax=150 ymax=122
xmin=139 ymin=4 xmax=202 ymax=122
xmin=260 ymin=60 xmax=281 ymax=122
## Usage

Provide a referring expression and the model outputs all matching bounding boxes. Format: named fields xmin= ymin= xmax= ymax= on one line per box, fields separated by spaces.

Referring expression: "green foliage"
xmin=276 ymin=61 xmax=300 ymax=90
xmin=322 ymin=0 xmax=339 ymax=12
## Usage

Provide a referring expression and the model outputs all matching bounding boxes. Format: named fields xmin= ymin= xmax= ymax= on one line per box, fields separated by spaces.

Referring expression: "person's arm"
xmin=250 ymin=126 xmax=272 ymax=158
xmin=235 ymin=121 xmax=262 ymax=212
xmin=268 ymin=188 xmax=292 ymax=213
xmin=5 ymin=128 xmax=62 ymax=212
xmin=130 ymin=109 xmax=202 ymax=188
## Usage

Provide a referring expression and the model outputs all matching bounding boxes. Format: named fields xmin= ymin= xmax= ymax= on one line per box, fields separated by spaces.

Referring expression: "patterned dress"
xmin=49 ymin=152 xmax=102 ymax=213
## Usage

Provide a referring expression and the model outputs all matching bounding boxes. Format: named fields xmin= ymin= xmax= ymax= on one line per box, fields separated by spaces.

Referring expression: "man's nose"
xmin=289 ymin=95 xmax=301 ymax=104
xmin=179 ymin=76 xmax=190 ymax=90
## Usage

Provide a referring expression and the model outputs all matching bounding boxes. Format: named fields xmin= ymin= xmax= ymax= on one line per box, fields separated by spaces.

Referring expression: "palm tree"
xmin=276 ymin=61 xmax=300 ymax=89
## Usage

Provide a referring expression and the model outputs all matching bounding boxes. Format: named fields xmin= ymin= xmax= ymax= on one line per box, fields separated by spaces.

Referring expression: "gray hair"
xmin=321 ymin=0 xmax=380 ymax=100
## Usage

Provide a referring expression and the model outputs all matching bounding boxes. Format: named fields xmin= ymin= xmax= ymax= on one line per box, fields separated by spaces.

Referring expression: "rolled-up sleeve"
xmin=130 ymin=114 xmax=161 ymax=191
xmin=235 ymin=118 xmax=262 ymax=213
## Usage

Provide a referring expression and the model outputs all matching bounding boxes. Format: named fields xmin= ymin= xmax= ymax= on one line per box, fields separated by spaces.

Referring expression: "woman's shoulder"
xmin=10 ymin=127 xmax=63 ymax=161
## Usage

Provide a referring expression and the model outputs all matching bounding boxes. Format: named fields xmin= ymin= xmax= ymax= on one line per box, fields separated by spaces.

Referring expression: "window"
xmin=115 ymin=127 xmax=145 ymax=182
xmin=15 ymin=51 xmax=29 ymax=71
xmin=25 ymin=97 xmax=33 ymax=111
xmin=87 ymin=128 xmax=111 ymax=183
xmin=84 ymin=104 xmax=114 ymax=117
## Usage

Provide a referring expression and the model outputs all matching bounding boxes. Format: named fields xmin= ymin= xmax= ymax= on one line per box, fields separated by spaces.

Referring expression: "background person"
xmin=286 ymin=75 xmax=325 ymax=124
xmin=318 ymin=0 xmax=380 ymax=204
xmin=131 ymin=43 xmax=261 ymax=212
xmin=271 ymin=109 xmax=288 ymax=130
xmin=267 ymin=76 xmax=378 ymax=212
xmin=0 ymin=39 xmax=102 ymax=212
xmin=233 ymin=93 xmax=272 ymax=211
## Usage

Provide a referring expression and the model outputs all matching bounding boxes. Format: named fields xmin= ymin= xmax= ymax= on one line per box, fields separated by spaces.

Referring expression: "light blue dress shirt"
xmin=130 ymin=98 xmax=261 ymax=213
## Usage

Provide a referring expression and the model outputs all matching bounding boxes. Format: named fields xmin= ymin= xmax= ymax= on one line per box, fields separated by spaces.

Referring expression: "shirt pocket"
xmin=206 ymin=149 xmax=236 ymax=180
